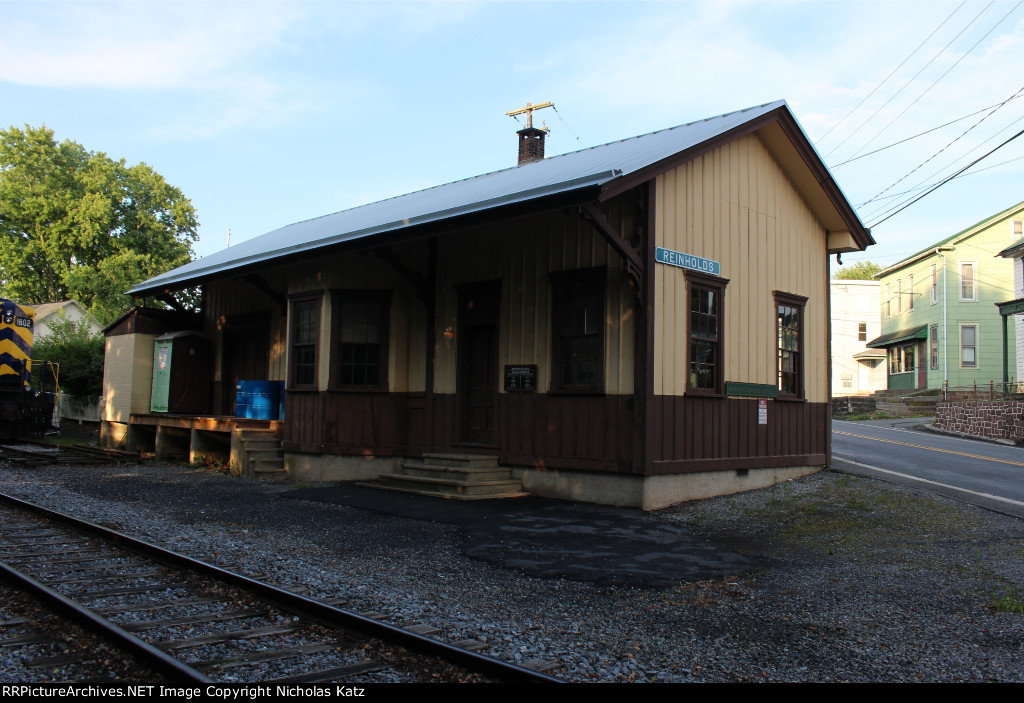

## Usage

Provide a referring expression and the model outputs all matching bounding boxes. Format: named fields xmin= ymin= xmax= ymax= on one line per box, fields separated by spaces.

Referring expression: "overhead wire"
xmin=858 ymin=83 xmax=1024 ymax=210
xmin=844 ymin=0 xmax=1023 ymax=161
xmin=823 ymin=1 xmax=993 ymax=159
xmin=866 ymin=125 xmax=1024 ymax=228
xmin=863 ymin=109 xmax=1024 ymax=217
xmin=816 ymin=1 xmax=966 ymax=146
xmin=831 ymin=94 xmax=1023 ymax=168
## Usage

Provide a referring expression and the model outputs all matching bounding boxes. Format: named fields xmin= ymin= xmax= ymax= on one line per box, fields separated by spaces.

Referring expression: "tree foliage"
xmin=832 ymin=260 xmax=883 ymax=280
xmin=31 ymin=313 xmax=105 ymax=400
xmin=0 ymin=125 xmax=198 ymax=324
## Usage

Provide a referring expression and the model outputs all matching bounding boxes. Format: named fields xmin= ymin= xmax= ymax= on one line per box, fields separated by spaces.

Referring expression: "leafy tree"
xmin=832 ymin=260 xmax=883 ymax=280
xmin=31 ymin=313 xmax=104 ymax=400
xmin=0 ymin=125 xmax=198 ymax=324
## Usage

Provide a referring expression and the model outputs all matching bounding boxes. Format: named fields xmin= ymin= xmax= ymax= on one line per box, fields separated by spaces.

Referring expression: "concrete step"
xmin=360 ymin=480 xmax=529 ymax=501
xmin=421 ymin=453 xmax=500 ymax=469
xmin=376 ymin=472 xmax=526 ymax=496
xmin=241 ymin=439 xmax=282 ymax=451
xmin=252 ymin=458 xmax=286 ymax=479
xmin=400 ymin=461 xmax=512 ymax=482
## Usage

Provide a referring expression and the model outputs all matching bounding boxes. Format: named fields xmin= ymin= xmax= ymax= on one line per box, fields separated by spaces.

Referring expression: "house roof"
xmin=130 ymin=100 xmax=872 ymax=297
xmin=878 ymin=199 xmax=1024 ymax=278
xmin=997 ymin=235 xmax=1024 ymax=259
xmin=25 ymin=300 xmax=101 ymax=330
xmin=866 ymin=324 xmax=928 ymax=349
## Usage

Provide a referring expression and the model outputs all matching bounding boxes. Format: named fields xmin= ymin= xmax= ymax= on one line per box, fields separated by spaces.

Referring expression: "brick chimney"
xmin=517 ymin=126 xmax=546 ymax=165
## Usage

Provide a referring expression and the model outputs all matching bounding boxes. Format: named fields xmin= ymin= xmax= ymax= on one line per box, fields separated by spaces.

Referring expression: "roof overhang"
xmin=866 ymin=324 xmax=928 ymax=349
xmin=598 ymin=104 xmax=873 ymax=253
xmin=129 ymin=175 xmax=609 ymax=297
xmin=996 ymin=298 xmax=1024 ymax=317
xmin=129 ymin=101 xmax=871 ymax=298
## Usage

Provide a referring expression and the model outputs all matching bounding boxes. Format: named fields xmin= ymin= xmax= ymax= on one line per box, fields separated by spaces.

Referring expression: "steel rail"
xmin=0 ymin=560 xmax=212 ymax=683
xmin=0 ymin=491 xmax=563 ymax=683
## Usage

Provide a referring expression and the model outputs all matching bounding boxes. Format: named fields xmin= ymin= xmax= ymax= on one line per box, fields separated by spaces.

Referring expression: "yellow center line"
xmin=833 ymin=430 xmax=1024 ymax=467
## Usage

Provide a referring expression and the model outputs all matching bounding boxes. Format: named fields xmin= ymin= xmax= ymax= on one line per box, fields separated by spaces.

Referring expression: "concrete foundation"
xmin=285 ymin=453 xmax=402 ymax=483
xmin=517 ymin=464 xmax=822 ymax=510
xmin=99 ymin=420 xmax=128 ymax=450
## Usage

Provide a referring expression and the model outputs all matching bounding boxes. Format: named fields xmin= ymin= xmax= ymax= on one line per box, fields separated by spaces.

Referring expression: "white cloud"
xmin=0 ymin=1 xmax=304 ymax=89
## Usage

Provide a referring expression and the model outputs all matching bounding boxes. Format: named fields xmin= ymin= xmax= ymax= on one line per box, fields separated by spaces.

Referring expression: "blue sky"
xmin=2 ymin=0 xmax=1023 ymax=274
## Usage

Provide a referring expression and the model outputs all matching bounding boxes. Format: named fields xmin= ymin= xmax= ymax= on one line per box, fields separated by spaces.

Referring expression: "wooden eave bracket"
xmin=577 ymin=203 xmax=644 ymax=289
xmin=242 ymin=274 xmax=287 ymax=315
xmin=156 ymin=291 xmax=186 ymax=313
xmin=367 ymin=247 xmax=431 ymax=306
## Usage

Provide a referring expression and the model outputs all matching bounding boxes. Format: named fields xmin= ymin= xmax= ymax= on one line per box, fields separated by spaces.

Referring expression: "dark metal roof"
xmin=131 ymin=100 xmax=868 ymax=296
xmin=866 ymin=324 xmax=928 ymax=349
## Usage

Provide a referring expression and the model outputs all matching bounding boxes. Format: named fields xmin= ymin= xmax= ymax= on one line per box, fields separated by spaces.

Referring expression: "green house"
xmin=867 ymin=201 xmax=1024 ymax=392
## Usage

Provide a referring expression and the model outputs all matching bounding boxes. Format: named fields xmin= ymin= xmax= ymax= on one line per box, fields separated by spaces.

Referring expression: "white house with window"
xmin=830 ymin=279 xmax=885 ymax=395
xmin=867 ymin=200 xmax=1023 ymax=392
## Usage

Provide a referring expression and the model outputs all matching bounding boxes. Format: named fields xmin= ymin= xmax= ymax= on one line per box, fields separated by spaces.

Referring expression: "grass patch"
xmin=38 ymin=435 xmax=83 ymax=447
xmin=990 ymin=588 xmax=1024 ymax=614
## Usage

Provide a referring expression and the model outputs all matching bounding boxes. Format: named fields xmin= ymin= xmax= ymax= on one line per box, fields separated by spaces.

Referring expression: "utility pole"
xmin=505 ymin=101 xmax=554 ymax=129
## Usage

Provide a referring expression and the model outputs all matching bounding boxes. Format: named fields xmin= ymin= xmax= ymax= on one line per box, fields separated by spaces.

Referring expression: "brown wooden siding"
xmin=282 ymin=391 xmax=632 ymax=473
xmin=649 ymin=396 xmax=828 ymax=473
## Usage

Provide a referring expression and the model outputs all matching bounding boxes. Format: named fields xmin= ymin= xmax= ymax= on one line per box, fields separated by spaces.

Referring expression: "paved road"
xmin=832 ymin=418 xmax=1024 ymax=518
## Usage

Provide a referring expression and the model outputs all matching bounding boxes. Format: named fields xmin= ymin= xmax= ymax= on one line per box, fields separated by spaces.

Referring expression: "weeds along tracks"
xmin=0 ymin=492 xmax=562 ymax=683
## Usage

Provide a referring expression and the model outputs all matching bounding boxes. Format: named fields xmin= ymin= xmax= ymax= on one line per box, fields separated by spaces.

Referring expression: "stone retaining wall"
xmin=935 ymin=401 xmax=1024 ymax=442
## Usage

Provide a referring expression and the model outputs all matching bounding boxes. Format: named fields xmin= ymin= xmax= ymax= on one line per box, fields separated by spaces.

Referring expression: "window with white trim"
xmin=930 ymin=324 xmax=939 ymax=370
xmin=931 ymin=264 xmax=938 ymax=304
xmin=960 ymin=324 xmax=977 ymax=367
xmin=960 ymin=262 xmax=976 ymax=301
xmin=907 ymin=274 xmax=914 ymax=311
xmin=896 ymin=279 xmax=902 ymax=314
xmin=888 ymin=343 xmax=915 ymax=375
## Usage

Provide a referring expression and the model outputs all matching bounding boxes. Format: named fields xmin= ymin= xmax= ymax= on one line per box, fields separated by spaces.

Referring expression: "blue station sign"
xmin=655 ymin=247 xmax=720 ymax=276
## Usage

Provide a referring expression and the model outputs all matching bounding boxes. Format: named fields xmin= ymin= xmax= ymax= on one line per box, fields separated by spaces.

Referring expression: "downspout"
xmin=936 ymin=247 xmax=951 ymax=390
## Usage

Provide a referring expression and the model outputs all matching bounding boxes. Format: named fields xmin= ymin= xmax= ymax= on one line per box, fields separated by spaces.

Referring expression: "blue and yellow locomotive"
xmin=1 ymin=299 xmax=57 ymax=439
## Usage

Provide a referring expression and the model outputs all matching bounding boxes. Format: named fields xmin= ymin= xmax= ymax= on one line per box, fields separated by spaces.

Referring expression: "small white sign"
xmin=758 ymin=399 xmax=768 ymax=425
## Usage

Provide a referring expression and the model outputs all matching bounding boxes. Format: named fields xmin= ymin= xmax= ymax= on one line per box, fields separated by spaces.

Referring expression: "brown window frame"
xmin=288 ymin=292 xmax=322 ymax=391
xmin=775 ymin=291 xmax=807 ymax=401
xmin=549 ymin=267 xmax=606 ymax=394
xmin=686 ymin=271 xmax=729 ymax=396
xmin=328 ymin=289 xmax=392 ymax=392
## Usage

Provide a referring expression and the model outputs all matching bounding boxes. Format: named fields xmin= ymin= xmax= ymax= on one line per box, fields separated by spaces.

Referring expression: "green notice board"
xmin=150 ymin=339 xmax=173 ymax=413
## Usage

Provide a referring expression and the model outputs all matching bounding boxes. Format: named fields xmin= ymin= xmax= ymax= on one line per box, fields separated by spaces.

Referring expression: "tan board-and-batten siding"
xmin=654 ymin=132 xmax=827 ymax=400
xmin=650 ymin=132 xmax=829 ymax=470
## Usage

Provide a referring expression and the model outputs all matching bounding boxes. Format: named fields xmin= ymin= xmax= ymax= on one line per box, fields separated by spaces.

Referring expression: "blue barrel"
xmin=235 ymin=381 xmax=250 ymax=418
xmin=247 ymin=380 xmax=280 ymax=420
xmin=277 ymin=381 xmax=286 ymax=421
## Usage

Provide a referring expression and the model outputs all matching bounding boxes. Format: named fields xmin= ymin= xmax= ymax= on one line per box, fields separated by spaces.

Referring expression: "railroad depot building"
xmin=101 ymin=101 xmax=872 ymax=509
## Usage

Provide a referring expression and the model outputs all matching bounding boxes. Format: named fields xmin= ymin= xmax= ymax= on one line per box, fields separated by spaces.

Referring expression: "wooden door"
xmin=456 ymin=283 xmax=500 ymax=446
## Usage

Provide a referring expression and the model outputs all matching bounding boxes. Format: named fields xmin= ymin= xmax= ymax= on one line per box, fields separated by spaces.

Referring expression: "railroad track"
xmin=0 ymin=492 xmax=562 ymax=683
xmin=0 ymin=441 xmax=140 ymax=467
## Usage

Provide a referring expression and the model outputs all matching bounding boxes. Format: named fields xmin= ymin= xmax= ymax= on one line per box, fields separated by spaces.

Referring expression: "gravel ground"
xmin=0 ymin=457 xmax=1022 ymax=683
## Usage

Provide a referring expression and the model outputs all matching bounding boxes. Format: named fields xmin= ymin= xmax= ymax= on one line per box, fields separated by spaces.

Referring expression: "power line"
xmin=816 ymin=1 xmax=966 ymax=146
xmin=859 ymin=83 xmax=1024 ymax=209
xmin=831 ymin=94 xmax=1023 ymax=168
xmin=551 ymin=105 xmax=584 ymax=147
xmin=866 ymin=125 xmax=1024 ymax=228
xmin=844 ymin=0 xmax=1023 ymax=161
xmin=823 ymin=1 xmax=993 ymax=159
xmin=857 ymin=108 xmax=1024 ymax=221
